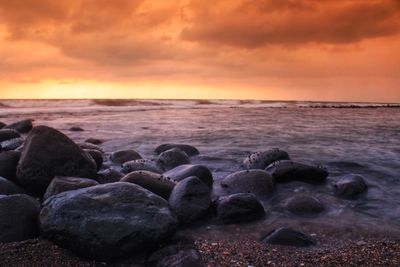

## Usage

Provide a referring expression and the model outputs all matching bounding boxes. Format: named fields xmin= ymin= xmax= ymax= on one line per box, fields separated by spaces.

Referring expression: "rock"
xmin=155 ymin=144 xmax=200 ymax=157
xmin=69 ymin=126 xmax=84 ymax=132
xmin=0 ymin=177 xmax=25 ymax=195
xmin=0 ymin=151 xmax=20 ymax=180
xmin=16 ymin=126 xmax=97 ymax=196
xmin=169 ymin=177 xmax=211 ymax=224
xmin=148 ymin=244 xmax=205 ymax=267
xmin=96 ymin=168 xmax=123 ymax=184
xmin=243 ymin=149 xmax=290 ymax=169
xmin=0 ymin=137 xmax=24 ymax=151
xmin=121 ymin=159 xmax=163 ymax=174
xmin=0 ymin=129 xmax=21 ymax=142
xmin=121 ymin=171 xmax=176 ymax=199
xmin=5 ymin=119 xmax=33 ymax=134
xmin=0 ymin=194 xmax=40 ymax=243
xmin=164 ymin=164 xmax=213 ymax=188
xmin=0 ymin=122 xmax=5 ymax=129
xmin=334 ymin=174 xmax=368 ymax=199
xmin=266 ymin=160 xmax=328 ymax=184
xmin=215 ymin=193 xmax=265 ymax=224
xmin=39 ymin=182 xmax=177 ymax=260
xmin=84 ymin=149 xmax=103 ymax=171
xmin=282 ymin=195 xmax=324 ymax=215
xmin=43 ymin=176 xmax=99 ymax=200
xmin=220 ymin=170 xmax=274 ymax=198
xmin=261 ymin=227 xmax=316 ymax=247
xmin=85 ymin=138 xmax=103 ymax=145
xmin=110 ymin=149 xmax=142 ymax=164
xmin=79 ymin=142 xmax=103 ymax=152
xmin=157 ymin=148 xmax=190 ymax=171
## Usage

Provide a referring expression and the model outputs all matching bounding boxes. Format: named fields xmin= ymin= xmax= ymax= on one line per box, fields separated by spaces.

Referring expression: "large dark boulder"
xmin=0 ymin=194 xmax=40 ymax=243
xmin=43 ymin=176 xmax=99 ymax=200
xmin=282 ymin=195 xmax=324 ymax=215
xmin=121 ymin=171 xmax=176 ymax=199
xmin=0 ymin=151 xmax=20 ymax=180
xmin=110 ymin=149 xmax=142 ymax=164
xmin=266 ymin=160 xmax=328 ymax=184
xmin=0 ymin=129 xmax=20 ymax=142
xmin=334 ymin=174 xmax=368 ymax=199
xmin=220 ymin=170 xmax=274 ymax=198
xmin=261 ymin=227 xmax=316 ymax=247
xmin=215 ymin=193 xmax=265 ymax=224
xmin=6 ymin=119 xmax=33 ymax=134
xmin=0 ymin=177 xmax=25 ymax=195
xmin=243 ymin=149 xmax=290 ymax=169
xmin=169 ymin=176 xmax=211 ymax=224
xmin=39 ymin=182 xmax=177 ymax=260
xmin=157 ymin=148 xmax=190 ymax=171
xmin=96 ymin=168 xmax=123 ymax=184
xmin=121 ymin=159 xmax=163 ymax=174
xmin=164 ymin=164 xmax=213 ymax=188
xmin=155 ymin=144 xmax=200 ymax=157
xmin=16 ymin=126 xmax=97 ymax=196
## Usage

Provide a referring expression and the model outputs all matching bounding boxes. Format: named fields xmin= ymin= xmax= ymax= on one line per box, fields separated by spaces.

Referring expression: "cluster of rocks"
xmin=0 ymin=120 xmax=369 ymax=264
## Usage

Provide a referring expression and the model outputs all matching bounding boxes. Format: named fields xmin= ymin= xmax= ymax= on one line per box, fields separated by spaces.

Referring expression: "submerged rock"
xmin=0 ymin=122 xmax=5 ymax=129
xmin=0 ymin=194 xmax=40 ymax=243
xmin=96 ymin=168 xmax=123 ymax=184
xmin=0 ymin=129 xmax=21 ymax=142
xmin=5 ymin=119 xmax=33 ymax=134
xmin=16 ymin=126 xmax=97 ymax=196
xmin=282 ymin=195 xmax=324 ymax=215
xmin=0 ymin=151 xmax=20 ymax=180
xmin=121 ymin=159 xmax=163 ymax=174
xmin=39 ymin=182 xmax=177 ymax=260
xmin=0 ymin=177 xmax=25 ymax=195
xmin=334 ymin=174 xmax=368 ymax=199
xmin=43 ymin=176 xmax=99 ymax=200
xmin=169 ymin=176 xmax=211 ymax=224
xmin=155 ymin=144 xmax=200 ymax=156
xmin=261 ymin=227 xmax=316 ymax=247
xmin=121 ymin=171 xmax=176 ymax=199
xmin=216 ymin=193 xmax=265 ymax=224
xmin=85 ymin=138 xmax=103 ymax=145
xmin=157 ymin=148 xmax=190 ymax=171
xmin=243 ymin=149 xmax=290 ymax=169
xmin=84 ymin=149 xmax=103 ymax=171
xmin=220 ymin=170 xmax=274 ymax=198
xmin=110 ymin=149 xmax=142 ymax=164
xmin=266 ymin=160 xmax=328 ymax=184
xmin=69 ymin=126 xmax=84 ymax=132
xmin=164 ymin=164 xmax=213 ymax=188
xmin=148 ymin=244 xmax=205 ymax=267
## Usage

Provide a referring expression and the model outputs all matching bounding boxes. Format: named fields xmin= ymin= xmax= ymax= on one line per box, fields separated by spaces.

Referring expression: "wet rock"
xmin=85 ymin=138 xmax=103 ymax=145
xmin=220 ymin=170 xmax=274 ymax=198
xmin=148 ymin=244 xmax=205 ymax=267
xmin=5 ymin=119 xmax=33 ymax=134
xmin=0 ymin=122 xmax=5 ymax=129
xmin=84 ymin=149 xmax=103 ymax=171
xmin=243 ymin=149 xmax=290 ymax=169
xmin=261 ymin=227 xmax=316 ymax=247
xmin=121 ymin=159 xmax=163 ymax=174
xmin=155 ymin=144 xmax=200 ymax=157
xmin=43 ymin=176 xmax=99 ymax=200
xmin=282 ymin=195 xmax=324 ymax=215
xmin=0 ymin=137 xmax=24 ymax=151
xmin=0 ymin=194 xmax=40 ymax=243
xmin=0 ymin=129 xmax=21 ymax=142
xmin=334 ymin=174 xmax=368 ymax=199
xmin=16 ymin=126 xmax=97 ymax=196
xmin=157 ymin=148 xmax=190 ymax=171
xmin=121 ymin=171 xmax=176 ymax=199
xmin=79 ymin=142 xmax=103 ymax=152
xmin=216 ymin=193 xmax=265 ymax=224
xmin=40 ymin=182 xmax=177 ymax=260
xmin=69 ymin=126 xmax=84 ymax=132
xmin=164 ymin=164 xmax=213 ymax=188
xmin=110 ymin=149 xmax=142 ymax=164
xmin=0 ymin=177 xmax=25 ymax=195
xmin=96 ymin=168 xmax=123 ymax=184
xmin=0 ymin=151 xmax=20 ymax=180
xmin=266 ymin=160 xmax=328 ymax=184
xmin=169 ymin=176 xmax=211 ymax=224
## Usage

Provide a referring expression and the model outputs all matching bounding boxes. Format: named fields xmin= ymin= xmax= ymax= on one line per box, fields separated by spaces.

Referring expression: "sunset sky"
xmin=0 ymin=0 xmax=399 ymax=102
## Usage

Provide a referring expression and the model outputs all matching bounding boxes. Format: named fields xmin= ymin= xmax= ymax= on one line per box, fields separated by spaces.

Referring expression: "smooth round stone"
xmin=39 ymin=182 xmax=177 ymax=260
xmin=0 ymin=151 xmax=20 ymax=180
xmin=266 ymin=160 xmax=328 ymax=184
xmin=164 ymin=164 xmax=213 ymax=188
xmin=79 ymin=142 xmax=104 ymax=152
xmin=69 ymin=126 xmax=84 ymax=132
xmin=110 ymin=149 xmax=142 ymax=164
xmin=155 ymin=144 xmax=200 ymax=157
xmin=243 ymin=149 xmax=290 ymax=169
xmin=96 ymin=168 xmax=124 ymax=184
xmin=121 ymin=159 xmax=163 ymax=174
xmin=0 ymin=194 xmax=40 ymax=243
xmin=216 ymin=193 xmax=265 ymax=224
xmin=261 ymin=227 xmax=316 ymax=247
xmin=121 ymin=170 xmax=176 ymax=199
xmin=85 ymin=138 xmax=103 ymax=145
xmin=0 ymin=137 xmax=24 ymax=151
xmin=282 ymin=195 xmax=324 ymax=215
xmin=84 ymin=149 xmax=103 ymax=171
xmin=0 ymin=177 xmax=25 ymax=195
xmin=334 ymin=174 xmax=368 ymax=199
xmin=220 ymin=170 xmax=274 ymax=198
xmin=148 ymin=244 xmax=204 ymax=267
xmin=157 ymin=148 xmax=190 ymax=171
xmin=43 ymin=176 xmax=99 ymax=200
xmin=5 ymin=119 xmax=33 ymax=134
xmin=0 ymin=129 xmax=21 ymax=142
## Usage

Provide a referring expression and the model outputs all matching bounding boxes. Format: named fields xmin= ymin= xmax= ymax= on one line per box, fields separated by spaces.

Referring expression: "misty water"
xmin=1 ymin=99 xmax=400 ymax=240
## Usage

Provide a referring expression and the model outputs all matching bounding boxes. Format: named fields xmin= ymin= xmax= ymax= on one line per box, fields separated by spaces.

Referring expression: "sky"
xmin=0 ymin=0 xmax=399 ymax=102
